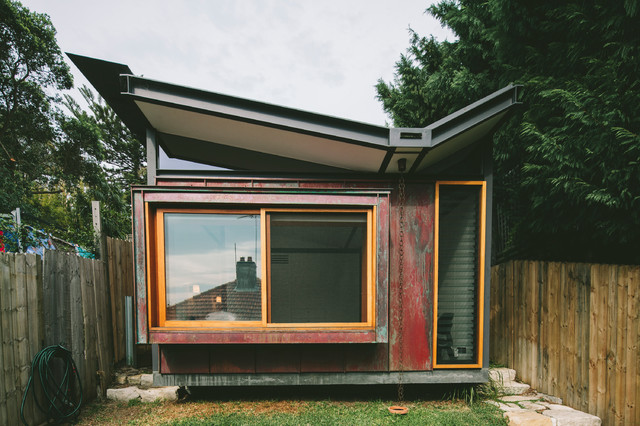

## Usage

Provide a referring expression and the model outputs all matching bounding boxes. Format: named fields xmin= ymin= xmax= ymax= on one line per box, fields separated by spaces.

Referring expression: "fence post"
xmin=91 ymin=201 xmax=107 ymax=260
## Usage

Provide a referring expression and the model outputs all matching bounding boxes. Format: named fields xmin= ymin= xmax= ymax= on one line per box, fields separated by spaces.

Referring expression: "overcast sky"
xmin=20 ymin=0 xmax=454 ymax=126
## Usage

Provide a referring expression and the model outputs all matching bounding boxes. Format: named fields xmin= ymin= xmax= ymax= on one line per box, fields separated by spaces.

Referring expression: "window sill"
xmin=149 ymin=328 xmax=379 ymax=344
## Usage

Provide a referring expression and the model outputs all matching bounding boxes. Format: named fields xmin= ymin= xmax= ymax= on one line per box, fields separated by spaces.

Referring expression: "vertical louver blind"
xmin=436 ymin=184 xmax=481 ymax=365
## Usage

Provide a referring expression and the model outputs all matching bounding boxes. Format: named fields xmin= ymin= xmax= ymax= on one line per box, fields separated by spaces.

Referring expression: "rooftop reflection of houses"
xmin=167 ymin=257 xmax=261 ymax=321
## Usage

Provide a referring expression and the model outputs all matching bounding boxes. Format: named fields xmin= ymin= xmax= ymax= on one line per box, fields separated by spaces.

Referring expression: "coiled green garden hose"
xmin=20 ymin=344 xmax=83 ymax=425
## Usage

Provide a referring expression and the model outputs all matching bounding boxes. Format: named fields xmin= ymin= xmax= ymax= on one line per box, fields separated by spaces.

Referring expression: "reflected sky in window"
xmin=164 ymin=213 xmax=260 ymax=306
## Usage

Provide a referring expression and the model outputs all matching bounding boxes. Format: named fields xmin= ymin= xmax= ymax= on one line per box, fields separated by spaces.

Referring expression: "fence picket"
xmin=1 ymin=242 xmax=132 ymax=423
xmin=625 ymin=266 xmax=638 ymax=424
xmin=491 ymin=260 xmax=640 ymax=426
xmin=0 ymin=254 xmax=11 ymax=425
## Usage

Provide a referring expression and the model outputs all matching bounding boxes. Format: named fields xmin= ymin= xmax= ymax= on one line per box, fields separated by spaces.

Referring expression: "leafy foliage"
xmin=377 ymin=1 xmax=640 ymax=264
xmin=51 ymin=86 xmax=146 ymax=243
xmin=0 ymin=0 xmax=145 ymax=251
xmin=0 ymin=0 xmax=72 ymax=219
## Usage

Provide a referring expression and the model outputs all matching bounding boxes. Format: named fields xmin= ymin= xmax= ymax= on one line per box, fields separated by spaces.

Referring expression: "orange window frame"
xmin=432 ymin=181 xmax=486 ymax=369
xmin=147 ymin=206 xmax=376 ymax=330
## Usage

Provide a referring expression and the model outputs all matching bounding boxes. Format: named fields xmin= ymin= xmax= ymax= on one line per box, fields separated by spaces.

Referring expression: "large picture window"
xmin=151 ymin=207 xmax=375 ymax=329
xmin=162 ymin=211 xmax=261 ymax=324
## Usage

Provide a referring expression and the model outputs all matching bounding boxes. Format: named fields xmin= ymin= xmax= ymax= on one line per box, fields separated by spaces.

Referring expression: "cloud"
xmin=24 ymin=0 xmax=454 ymax=125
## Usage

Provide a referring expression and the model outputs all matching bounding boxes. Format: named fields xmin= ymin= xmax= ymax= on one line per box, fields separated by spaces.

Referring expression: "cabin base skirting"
xmin=153 ymin=369 xmax=488 ymax=387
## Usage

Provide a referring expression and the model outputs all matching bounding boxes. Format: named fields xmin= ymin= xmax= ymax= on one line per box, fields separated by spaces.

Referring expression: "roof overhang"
xmin=68 ymin=53 xmax=521 ymax=174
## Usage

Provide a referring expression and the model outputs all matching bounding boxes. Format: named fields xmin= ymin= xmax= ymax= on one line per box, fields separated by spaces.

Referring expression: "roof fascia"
xmin=424 ymin=84 xmax=521 ymax=147
xmin=388 ymin=84 xmax=521 ymax=149
xmin=120 ymin=74 xmax=390 ymax=148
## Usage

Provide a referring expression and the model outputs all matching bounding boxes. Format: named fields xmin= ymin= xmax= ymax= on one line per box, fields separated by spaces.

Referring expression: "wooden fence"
xmin=0 ymin=237 xmax=134 ymax=425
xmin=107 ymin=237 xmax=135 ymax=363
xmin=491 ymin=260 xmax=639 ymax=426
xmin=0 ymin=253 xmax=43 ymax=426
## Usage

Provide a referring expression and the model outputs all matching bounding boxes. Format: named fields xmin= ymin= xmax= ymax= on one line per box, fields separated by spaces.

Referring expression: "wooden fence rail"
xmin=0 ymin=237 xmax=133 ymax=425
xmin=491 ymin=260 xmax=640 ymax=426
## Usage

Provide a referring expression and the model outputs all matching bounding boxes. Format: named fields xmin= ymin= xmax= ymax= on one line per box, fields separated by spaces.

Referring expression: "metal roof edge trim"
xmin=426 ymin=84 xmax=521 ymax=131
xmin=119 ymin=74 xmax=390 ymax=147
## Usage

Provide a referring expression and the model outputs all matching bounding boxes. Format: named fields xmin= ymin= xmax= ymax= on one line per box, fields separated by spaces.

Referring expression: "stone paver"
xmin=108 ymin=368 xmax=180 ymax=403
xmin=544 ymin=403 xmax=577 ymax=411
xmin=107 ymin=385 xmax=179 ymax=402
xmin=488 ymin=401 xmax=527 ymax=412
xmin=140 ymin=373 xmax=154 ymax=388
xmin=519 ymin=401 xmax=548 ymax=411
xmin=106 ymin=386 xmax=142 ymax=402
xmin=504 ymin=410 xmax=554 ymax=425
xmin=535 ymin=392 xmax=563 ymax=404
xmin=139 ymin=387 xmax=179 ymax=402
xmin=501 ymin=395 xmax=540 ymax=402
xmin=127 ymin=374 xmax=142 ymax=386
xmin=501 ymin=382 xmax=530 ymax=395
xmin=489 ymin=368 xmax=601 ymax=426
xmin=489 ymin=368 xmax=517 ymax=383
xmin=543 ymin=409 xmax=601 ymax=426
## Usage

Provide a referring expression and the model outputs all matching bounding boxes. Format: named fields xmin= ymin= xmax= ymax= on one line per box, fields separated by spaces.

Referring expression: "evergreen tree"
xmin=377 ymin=0 xmax=640 ymax=264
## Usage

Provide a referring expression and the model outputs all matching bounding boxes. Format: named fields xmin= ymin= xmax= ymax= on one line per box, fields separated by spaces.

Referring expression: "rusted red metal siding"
xmin=139 ymin=177 xmax=437 ymax=375
xmin=160 ymin=344 xmax=390 ymax=374
xmin=389 ymin=182 xmax=435 ymax=371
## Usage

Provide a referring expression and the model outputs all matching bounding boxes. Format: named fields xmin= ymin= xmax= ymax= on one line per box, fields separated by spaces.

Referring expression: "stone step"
xmin=500 ymin=381 xmax=531 ymax=395
xmin=106 ymin=385 xmax=179 ymax=403
xmin=489 ymin=368 xmax=517 ymax=383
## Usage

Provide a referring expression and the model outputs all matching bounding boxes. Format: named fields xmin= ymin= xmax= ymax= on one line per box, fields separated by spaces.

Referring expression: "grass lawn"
xmin=77 ymin=397 xmax=506 ymax=425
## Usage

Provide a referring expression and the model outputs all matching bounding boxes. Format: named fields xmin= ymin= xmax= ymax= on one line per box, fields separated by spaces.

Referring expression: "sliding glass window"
xmin=151 ymin=207 xmax=375 ymax=329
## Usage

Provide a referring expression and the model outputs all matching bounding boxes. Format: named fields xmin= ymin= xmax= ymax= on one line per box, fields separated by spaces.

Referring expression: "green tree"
xmin=377 ymin=1 xmax=640 ymax=264
xmin=45 ymin=86 xmax=146 ymax=246
xmin=0 ymin=0 xmax=72 ymax=212
xmin=1 ymin=1 xmax=145 ymax=251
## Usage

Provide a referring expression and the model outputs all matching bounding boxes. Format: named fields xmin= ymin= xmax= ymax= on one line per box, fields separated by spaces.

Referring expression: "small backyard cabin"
xmin=71 ymin=54 xmax=520 ymax=387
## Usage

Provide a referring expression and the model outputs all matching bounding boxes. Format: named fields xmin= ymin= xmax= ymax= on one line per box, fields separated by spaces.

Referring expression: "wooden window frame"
xmin=147 ymin=206 xmax=376 ymax=331
xmin=433 ymin=181 xmax=486 ymax=369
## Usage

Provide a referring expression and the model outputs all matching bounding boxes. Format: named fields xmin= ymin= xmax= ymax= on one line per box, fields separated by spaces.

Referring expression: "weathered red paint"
xmin=160 ymin=344 xmax=389 ymax=374
xmin=375 ymin=195 xmax=390 ymax=343
xmin=161 ymin=345 xmax=209 ymax=374
xmin=344 ymin=344 xmax=388 ymax=372
xmin=256 ymin=346 xmax=300 ymax=373
xmin=210 ymin=346 xmax=255 ymax=373
xmin=132 ymin=191 xmax=148 ymax=343
xmin=388 ymin=183 xmax=434 ymax=371
xmin=136 ymin=177 xmax=441 ymax=376
xmin=150 ymin=330 xmax=378 ymax=344
xmin=142 ymin=191 xmax=381 ymax=206
xmin=300 ymin=345 xmax=345 ymax=372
